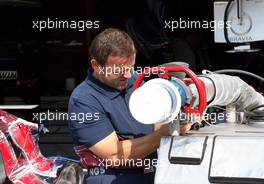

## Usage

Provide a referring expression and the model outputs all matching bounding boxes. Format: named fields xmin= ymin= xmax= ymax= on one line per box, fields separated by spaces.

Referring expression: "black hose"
xmin=244 ymin=105 xmax=264 ymax=123
xmin=213 ymin=69 xmax=264 ymax=83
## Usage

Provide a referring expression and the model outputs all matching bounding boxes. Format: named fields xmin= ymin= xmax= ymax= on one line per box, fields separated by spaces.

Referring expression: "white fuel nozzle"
xmin=129 ymin=78 xmax=182 ymax=124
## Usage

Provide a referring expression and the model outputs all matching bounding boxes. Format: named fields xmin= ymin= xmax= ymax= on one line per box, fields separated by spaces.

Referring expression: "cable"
xmin=206 ymin=105 xmax=226 ymax=111
xmin=213 ymin=69 xmax=264 ymax=83
xmin=244 ymin=111 xmax=264 ymax=122
xmin=249 ymin=104 xmax=264 ymax=111
xmin=244 ymin=105 xmax=264 ymax=123
xmin=237 ymin=0 xmax=240 ymax=20
xmin=224 ymin=0 xmax=234 ymax=44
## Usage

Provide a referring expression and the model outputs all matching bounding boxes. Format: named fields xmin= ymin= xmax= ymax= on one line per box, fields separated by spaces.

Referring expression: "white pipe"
xmin=202 ymin=74 xmax=264 ymax=111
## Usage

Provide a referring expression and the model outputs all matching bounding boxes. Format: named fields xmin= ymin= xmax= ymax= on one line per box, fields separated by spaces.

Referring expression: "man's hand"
xmin=155 ymin=121 xmax=193 ymax=136
xmin=179 ymin=122 xmax=193 ymax=135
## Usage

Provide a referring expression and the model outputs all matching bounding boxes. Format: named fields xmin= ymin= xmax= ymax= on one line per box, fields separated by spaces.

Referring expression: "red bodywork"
xmin=0 ymin=110 xmax=75 ymax=184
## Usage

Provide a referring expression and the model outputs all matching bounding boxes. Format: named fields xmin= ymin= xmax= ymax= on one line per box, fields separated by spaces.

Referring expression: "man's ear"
xmin=91 ymin=59 xmax=100 ymax=71
xmin=91 ymin=59 xmax=105 ymax=76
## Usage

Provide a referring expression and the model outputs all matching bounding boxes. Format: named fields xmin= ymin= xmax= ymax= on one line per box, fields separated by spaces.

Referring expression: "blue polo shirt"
xmin=68 ymin=69 xmax=154 ymax=148
xmin=68 ymin=69 xmax=156 ymax=184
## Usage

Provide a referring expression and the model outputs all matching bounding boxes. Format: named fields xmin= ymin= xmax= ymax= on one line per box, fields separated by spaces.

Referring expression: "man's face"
xmin=93 ymin=54 xmax=135 ymax=91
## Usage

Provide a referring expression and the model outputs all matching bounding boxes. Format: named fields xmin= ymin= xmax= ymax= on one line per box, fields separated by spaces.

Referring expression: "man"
xmin=68 ymin=28 xmax=185 ymax=184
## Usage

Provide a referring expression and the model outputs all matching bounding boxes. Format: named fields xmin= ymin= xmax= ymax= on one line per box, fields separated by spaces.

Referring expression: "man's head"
xmin=89 ymin=28 xmax=136 ymax=91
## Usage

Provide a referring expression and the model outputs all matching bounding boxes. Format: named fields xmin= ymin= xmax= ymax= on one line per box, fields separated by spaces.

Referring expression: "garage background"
xmin=0 ymin=0 xmax=264 ymax=160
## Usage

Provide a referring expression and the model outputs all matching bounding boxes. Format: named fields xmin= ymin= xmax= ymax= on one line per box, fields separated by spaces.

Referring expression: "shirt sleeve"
xmin=68 ymin=96 xmax=115 ymax=148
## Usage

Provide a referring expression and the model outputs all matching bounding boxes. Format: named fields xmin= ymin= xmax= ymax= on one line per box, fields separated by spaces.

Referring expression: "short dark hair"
xmin=89 ymin=28 xmax=136 ymax=66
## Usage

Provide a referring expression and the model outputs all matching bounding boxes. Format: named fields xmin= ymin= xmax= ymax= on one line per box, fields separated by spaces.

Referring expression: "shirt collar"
xmin=85 ymin=68 xmax=135 ymax=99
